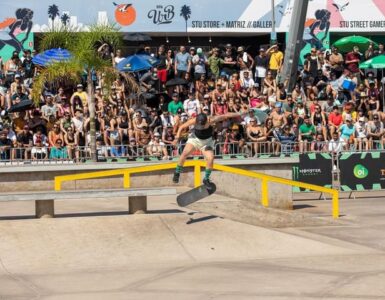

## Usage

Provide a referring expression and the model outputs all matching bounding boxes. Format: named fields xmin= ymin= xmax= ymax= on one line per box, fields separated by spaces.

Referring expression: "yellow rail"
xmin=54 ymin=160 xmax=339 ymax=218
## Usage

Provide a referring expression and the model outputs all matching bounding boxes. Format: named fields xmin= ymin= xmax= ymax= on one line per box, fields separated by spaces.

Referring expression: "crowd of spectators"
xmin=1 ymin=42 xmax=385 ymax=162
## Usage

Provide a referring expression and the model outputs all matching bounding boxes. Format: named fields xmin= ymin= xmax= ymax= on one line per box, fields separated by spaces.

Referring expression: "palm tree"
xmin=48 ymin=4 xmax=60 ymax=30
xmin=180 ymin=5 xmax=191 ymax=33
xmin=61 ymin=13 xmax=70 ymax=27
xmin=32 ymin=24 xmax=140 ymax=162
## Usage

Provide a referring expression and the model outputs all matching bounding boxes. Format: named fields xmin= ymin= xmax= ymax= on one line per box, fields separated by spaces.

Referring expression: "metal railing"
xmin=54 ymin=160 xmax=340 ymax=219
xmin=1 ymin=140 xmax=385 ymax=166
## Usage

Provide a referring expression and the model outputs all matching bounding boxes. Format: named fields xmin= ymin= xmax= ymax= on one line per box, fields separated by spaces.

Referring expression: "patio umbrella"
xmin=165 ymin=78 xmax=188 ymax=87
xmin=32 ymin=48 xmax=72 ymax=67
xmin=333 ymin=36 xmax=378 ymax=53
xmin=251 ymin=109 xmax=268 ymax=124
xmin=359 ymin=55 xmax=385 ymax=69
xmin=123 ymin=33 xmax=152 ymax=42
xmin=116 ymin=54 xmax=159 ymax=72
xmin=8 ymin=100 xmax=34 ymax=113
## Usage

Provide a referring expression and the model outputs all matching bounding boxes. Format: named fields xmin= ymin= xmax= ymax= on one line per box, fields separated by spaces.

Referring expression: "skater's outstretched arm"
xmin=209 ymin=111 xmax=247 ymax=124
xmin=173 ymin=118 xmax=196 ymax=145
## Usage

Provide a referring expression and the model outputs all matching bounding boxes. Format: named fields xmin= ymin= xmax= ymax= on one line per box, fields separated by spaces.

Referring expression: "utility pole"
xmin=271 ymin=0 xmax=277 ymax=44
xmin=280 ymin=0 xmax=309 ymax=92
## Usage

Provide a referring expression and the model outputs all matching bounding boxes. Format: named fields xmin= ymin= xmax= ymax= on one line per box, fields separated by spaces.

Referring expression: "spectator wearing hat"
xmin=168 ymin=93 xmax=183 ymax=116
xmin=271 ymin=102 xmax=287 ymax=129
xmin=174 ymin=46 xmax=191 ymax=78
xmin=339 ymin=114 xmax=355 ymax=150
xmin=354 ymin=116 xmax=369 ymax=151
xmin=266 ymin=43 xmax=284 ymax=78
xmin=299 ymin=115 xmax=316 ymax=153
xmin=207 ymin=48 xmax=224 ymax=79
xmin=237 ymin=46 xmax=254 ymax=81
xmin=71 ymin=84 xmax=88 ymax=107
xmin=11 ymin=84 xmax=28 ymax=103
xmin=147 ymin=131 xmax=168 ymax=159
xmin=246 ymin=117 xmax=266 ymax=156
xmin=254 ymin=48 xmax=269 ymax=88
xmin=10 ymin=74 xmax=25 ymax=95
xmin=184 ymin=91 xmax=201 ymax=117
xmin=367 ymin=113 xmax=384 ymax=149
xmin=240 ymin=70 xmax=255 ymax=89
xmin=192 ymin=47 xmax=207 ymax=81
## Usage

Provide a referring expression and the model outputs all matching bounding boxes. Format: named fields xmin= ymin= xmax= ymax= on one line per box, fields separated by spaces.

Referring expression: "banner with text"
xmin=1 ymin=0 xmax=385 ymax=35
xmin=339 ymin=152 xmax=385 ymax=191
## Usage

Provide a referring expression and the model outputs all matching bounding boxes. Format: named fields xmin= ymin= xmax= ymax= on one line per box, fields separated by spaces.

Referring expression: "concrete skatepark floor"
xmin=0 ymin=191 xmax=385 ymax=299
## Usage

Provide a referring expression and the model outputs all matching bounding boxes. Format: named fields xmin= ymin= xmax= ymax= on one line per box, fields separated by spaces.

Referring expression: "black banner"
xmin=293 ymin=153 xmax=333 ymax=189
xmin=339 ymin=152 xmax=385 ymax=191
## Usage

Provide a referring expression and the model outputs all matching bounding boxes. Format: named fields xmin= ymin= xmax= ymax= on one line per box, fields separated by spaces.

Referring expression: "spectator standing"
xmin=254 ymin=48 xmax=269 ymax=88
xmin=192 ymin=48 xmax=207 ymax=81
xmin=174 ymin=46 xmax=191 ymax=78
xmin=237 ymin=46 xmax=254 ymax=80
xmin=156 ymin=45 xmax=168 ymax=85
xmin=266 ymin=44 xmax=284 ymax=77
xmin=345 ymin=46 xmax=361 ymax=83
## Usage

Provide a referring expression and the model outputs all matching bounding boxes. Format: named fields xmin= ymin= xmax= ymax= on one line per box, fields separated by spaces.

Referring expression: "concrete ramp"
xmin=0 ymin=213 xmax=365 ymax=275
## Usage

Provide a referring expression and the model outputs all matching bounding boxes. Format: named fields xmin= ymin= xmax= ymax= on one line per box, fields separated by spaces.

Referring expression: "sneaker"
xmin=173 ymin=172 xmax=180 ymax=183
xmin=203 ymin=178 xmax=212 ymax=187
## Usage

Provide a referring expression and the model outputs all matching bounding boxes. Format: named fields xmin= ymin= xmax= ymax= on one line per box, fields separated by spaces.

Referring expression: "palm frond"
xmin=31 ymin=60 xmax=82 ymax=104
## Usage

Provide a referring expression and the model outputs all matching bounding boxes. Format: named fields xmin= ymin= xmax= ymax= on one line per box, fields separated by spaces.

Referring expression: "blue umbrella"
xmin=116 ymin=54 xmax=159 ymax=72
xmin=32 ymin=48 xmax=72 ymax=67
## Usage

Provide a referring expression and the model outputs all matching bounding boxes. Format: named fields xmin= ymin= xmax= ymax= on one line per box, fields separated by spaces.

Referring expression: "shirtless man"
xmin=270 ymin=102 xmax=287 ymax=129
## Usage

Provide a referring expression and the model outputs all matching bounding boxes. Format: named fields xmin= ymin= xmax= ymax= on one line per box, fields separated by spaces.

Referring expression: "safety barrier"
xmin=1 ymin=140 xmax=384 ymax=167
xmin=54 ymin=160 xmax=339 ymax=219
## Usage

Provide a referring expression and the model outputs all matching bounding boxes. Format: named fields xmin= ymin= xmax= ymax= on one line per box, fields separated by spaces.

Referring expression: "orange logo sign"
xmin=113 ymin=2 xmax=136 ymax=26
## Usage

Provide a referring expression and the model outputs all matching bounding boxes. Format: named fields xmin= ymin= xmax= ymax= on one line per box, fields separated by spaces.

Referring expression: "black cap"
xmin=195 ymin=113 xmax=208 ymax=130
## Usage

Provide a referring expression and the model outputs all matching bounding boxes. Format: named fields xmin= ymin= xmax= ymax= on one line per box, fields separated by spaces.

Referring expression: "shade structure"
xmin=359 ymin=55 xmax=385 ymax=69
xmin=116 ymin=54 xmax=159 ymax=72
xmin=165 ymin=78 xmax=188 ymax=87
xmin=123 ymin=33 xmax=152 ymax=42
xmin=32 ymin=48 xmax=72 ymax=67
xmin=333 ymin=36 xmax=378 ymax=53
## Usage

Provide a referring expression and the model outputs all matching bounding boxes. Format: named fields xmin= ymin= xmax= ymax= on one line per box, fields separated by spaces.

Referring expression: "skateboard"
xmin=177 ymin=182 xmax=216 ymax=207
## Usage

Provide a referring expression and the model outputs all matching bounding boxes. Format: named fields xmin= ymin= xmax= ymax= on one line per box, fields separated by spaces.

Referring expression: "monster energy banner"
xmin=292 ymin=153 xmax=333 ymax=191
xmin=339 ymin=152 xmax=385 ymax=191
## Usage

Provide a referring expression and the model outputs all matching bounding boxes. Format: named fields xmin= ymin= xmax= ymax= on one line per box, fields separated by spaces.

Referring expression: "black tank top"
xmin=195 ymin=126 xmax=213 ymax=140
xmin=119 ymin=118 xmax=129 ymax=129
xmin=313 ymin=113 xmax=323 ymax=125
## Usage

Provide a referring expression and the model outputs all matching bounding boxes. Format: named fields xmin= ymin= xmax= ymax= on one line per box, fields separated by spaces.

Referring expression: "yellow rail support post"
xmin=261 ymin=179 xmax=269 ymax=207
xmin=194 ymin=163 xmax=201 ymax=187
xmin=332 ymin=191 xmax=339 ymax=219
xmin=54 ymin=178 xmax=61 ymax=191
xmin=123 ymin=172 xmax=130 ymax=189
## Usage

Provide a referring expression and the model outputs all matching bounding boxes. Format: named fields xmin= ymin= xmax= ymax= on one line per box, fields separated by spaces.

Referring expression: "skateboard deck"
xmin=177 ymin=183 xmax=216 ymax=207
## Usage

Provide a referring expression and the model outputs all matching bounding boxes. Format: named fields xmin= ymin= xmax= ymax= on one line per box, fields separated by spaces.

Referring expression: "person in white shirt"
xmin=240 ymin=71 xmax=255 ymax=89
xmin=160 ymin=110 xmax=175 ymax=128
xmin=328 ymin=132 xmax=345 ymax=154
xmin=113 ymin=49 xmax=125 ymax=66
xmin=183 ymin=92 xmax=201 ymax=117
xmin=354 ymin=117 xmax=369 ymax=151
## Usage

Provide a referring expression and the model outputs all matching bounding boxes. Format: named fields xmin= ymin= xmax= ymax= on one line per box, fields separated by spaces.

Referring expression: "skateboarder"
xmin=172 ymin=111 xmax=245 ymax=186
